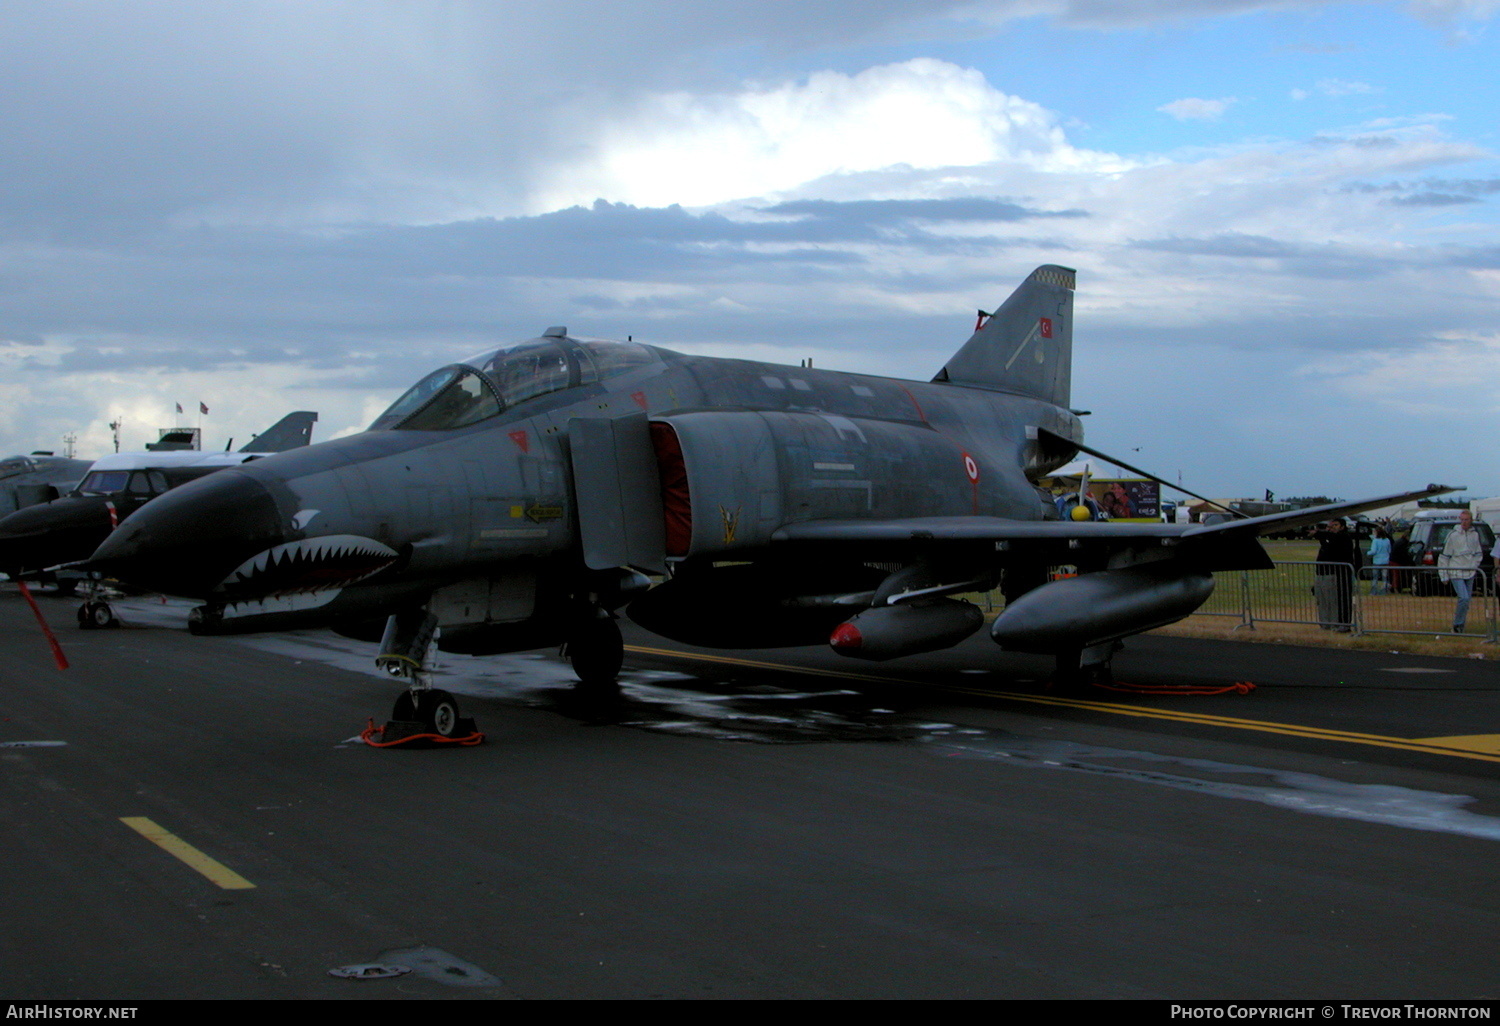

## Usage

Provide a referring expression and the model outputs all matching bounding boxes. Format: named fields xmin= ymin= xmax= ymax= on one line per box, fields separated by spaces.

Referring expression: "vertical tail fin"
xmin=934 ymin=264 xmax=1074 ymax=408
xmin=238 ymin=411 xmax=319 ymax=453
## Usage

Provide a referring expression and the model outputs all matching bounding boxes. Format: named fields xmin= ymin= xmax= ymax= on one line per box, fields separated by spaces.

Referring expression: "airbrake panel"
xmin=568 ymin=414 xmax=666 ymax=573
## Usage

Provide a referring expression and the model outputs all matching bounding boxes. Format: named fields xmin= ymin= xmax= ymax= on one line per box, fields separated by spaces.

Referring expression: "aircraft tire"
xmin=391 ymin=690 xmax=419 ymax=722
xmin=90 ymin=602 xmax=117 ymax=629
xmin=416 ymin=689 xmax=463 ymax=738
xmin=570 ymin=616 xmax=624 ymax=689
xmin=187 ymin=606 xmax=224 ymax=636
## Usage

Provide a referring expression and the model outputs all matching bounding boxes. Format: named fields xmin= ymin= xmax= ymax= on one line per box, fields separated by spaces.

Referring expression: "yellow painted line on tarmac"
xmin=1416 ymin=735 xmax=1500 ymax=755
xmin=624 ymin=644 xmax=1500 ymax=765
xmin=119 ymin=817 xmax=256 ymax=890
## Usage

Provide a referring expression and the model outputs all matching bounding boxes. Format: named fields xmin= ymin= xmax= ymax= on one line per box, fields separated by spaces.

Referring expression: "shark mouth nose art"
xmin=219 ymin=534 xmax=399 ymax=597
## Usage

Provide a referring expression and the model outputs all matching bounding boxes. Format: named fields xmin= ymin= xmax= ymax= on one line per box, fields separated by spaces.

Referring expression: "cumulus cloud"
xmin=533 ymin=60 xmax=1127 ymax=211
xmin=0 ymin=2 xmax=1498 ymax=494
xmin=1158 ymin=97 xmax=1238 ymax=121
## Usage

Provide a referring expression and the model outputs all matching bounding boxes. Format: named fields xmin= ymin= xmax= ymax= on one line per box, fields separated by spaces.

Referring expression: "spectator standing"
xmin=1313 ymin=518 xmax=1360 ymax=632
xmin=1368 ymin=525 xmax=1392 ymax=595
xmin=1440 ymin=511 xmax=1484 ymax=633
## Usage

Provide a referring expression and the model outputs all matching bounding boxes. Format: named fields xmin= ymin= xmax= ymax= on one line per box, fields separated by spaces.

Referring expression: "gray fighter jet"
xmin=88 ymin=267 xmax=1448 ymax=735
xmin=0 ymin=412 xmax=318 ymax=621
xmin=0 ymin=453 xmax=92 ymax=517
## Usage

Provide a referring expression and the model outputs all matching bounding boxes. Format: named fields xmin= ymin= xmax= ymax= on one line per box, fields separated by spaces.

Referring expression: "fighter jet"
xmin=87 ymin=267 xmax=1447 ymax=735
xmin=0 ymin=412 xmax=317 ymax=624
xmin=0 ymin=452 xmax=92 ymax=517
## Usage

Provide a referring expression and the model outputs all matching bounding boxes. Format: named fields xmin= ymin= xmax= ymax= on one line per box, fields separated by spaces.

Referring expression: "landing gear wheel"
xmin=391 ymin=689 xmax=464 ymax=738
xmin=187 ymin=606 xmax=223 ymax=636
xmin=77 ymin=601 xmax=116 ymax=629
xmin=418 ymin=689 xmax=462 ymax=738
xmin=1051 ymin=650 xmax=1112 ymax=691
xmin=368 ymin=609 xmax=481 ymax=748
xmin=391 ymin=690 xmax=419 ymax=721
xmin=569 ymin=616 xmax=623 ymax=691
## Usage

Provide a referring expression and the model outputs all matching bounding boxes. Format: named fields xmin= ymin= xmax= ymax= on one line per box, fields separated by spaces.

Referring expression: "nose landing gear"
xmin=367 ymin=608 xmax=482 ymax=747
xmin=76 ymin=576 xmax=120 ymax=631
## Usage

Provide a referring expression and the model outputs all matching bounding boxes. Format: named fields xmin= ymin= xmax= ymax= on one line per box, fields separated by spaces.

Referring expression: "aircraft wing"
xmin=771 ymin=485 xmax=1456 ymax=572
xmin=1180 ymin=486 xmax=1457 ymax=538
xmin=773 ymin=516 xmax=1270 ymax=570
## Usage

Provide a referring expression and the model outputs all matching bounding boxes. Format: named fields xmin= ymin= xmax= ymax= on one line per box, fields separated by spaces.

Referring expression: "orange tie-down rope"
xmin=1090 ymin=679 xmax=1257 ymax=696
xmin=360 ymin=719 xmax=485 ymax=747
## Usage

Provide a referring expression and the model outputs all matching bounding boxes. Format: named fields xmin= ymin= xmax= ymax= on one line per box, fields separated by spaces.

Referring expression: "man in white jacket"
xmin=1439 ymin=511 xmax=1484 ymax=633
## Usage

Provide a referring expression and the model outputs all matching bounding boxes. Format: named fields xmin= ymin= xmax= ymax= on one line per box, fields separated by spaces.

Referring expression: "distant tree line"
xmin=1280 ymin=495 xmax=1470 ymax=511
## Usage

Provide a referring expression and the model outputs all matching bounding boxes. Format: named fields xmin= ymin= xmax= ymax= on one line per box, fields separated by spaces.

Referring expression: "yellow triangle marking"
xmin=1414 ymin=735 xmax=1500 ymax=755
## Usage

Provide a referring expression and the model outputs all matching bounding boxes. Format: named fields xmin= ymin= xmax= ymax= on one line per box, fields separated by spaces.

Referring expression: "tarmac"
xmin=3 ymin=585 xmax=1499 ymax=999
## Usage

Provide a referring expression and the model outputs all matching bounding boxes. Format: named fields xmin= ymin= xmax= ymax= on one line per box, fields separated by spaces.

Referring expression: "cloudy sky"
xmin=3 ymin=0 xmax=1499 ymax=499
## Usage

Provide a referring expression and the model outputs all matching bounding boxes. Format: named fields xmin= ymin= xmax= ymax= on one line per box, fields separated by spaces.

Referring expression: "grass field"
xmin=1160 ymin=538 xmax=1499 ymax=659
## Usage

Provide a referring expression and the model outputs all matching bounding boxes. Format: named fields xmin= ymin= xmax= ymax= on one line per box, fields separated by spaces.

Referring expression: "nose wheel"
xmin=76 ymin=574 xmax=120 ymax=631
xmin=76 ymin=600 xmax=118 ymax=630
xmin=367 ymin=608 xmax=482 ymax=747
xmin=390 ymin=688 xmax=466 ymax=738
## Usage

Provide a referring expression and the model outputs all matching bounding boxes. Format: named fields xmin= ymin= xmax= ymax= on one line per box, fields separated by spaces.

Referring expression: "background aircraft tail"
xmin=933 ymin=264 xmax=1074 ymax=408
xmin=239 ymin=411 xmax=318 ymax=453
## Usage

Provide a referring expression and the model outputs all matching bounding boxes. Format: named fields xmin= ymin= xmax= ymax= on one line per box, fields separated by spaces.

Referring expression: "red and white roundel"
xmin=962 ymin=453 xmax=980 ymax=483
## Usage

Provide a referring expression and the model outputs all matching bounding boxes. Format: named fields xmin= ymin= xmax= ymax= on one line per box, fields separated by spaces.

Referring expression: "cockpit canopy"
xmin=0 ymin=456 xmax=37 ymax=479
xmin=368 ymin=335 xmax=657 ymax=432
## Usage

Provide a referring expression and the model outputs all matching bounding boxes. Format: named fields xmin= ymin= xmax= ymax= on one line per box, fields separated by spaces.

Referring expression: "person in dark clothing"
xmin=1312 ymin=518 xmax=1360 ymax=631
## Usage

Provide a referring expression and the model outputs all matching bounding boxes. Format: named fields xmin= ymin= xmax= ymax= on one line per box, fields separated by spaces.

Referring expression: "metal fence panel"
xmin=1191 ymin=567 xmax=1249 ymax=623
xmin=1355 ymin=564 xmax=1497 ymax=640
xmin=1243 ymin=560 xmax=1334 ymax=629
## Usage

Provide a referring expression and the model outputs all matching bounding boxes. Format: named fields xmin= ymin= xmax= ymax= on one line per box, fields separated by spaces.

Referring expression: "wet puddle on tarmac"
xmin=937 ymin=735 xmax=1500 ymax=842
xmin=238 ymin=632 xmax=941 ymax=743
xmin=235 ymin=631 xmax=1500 ymax=843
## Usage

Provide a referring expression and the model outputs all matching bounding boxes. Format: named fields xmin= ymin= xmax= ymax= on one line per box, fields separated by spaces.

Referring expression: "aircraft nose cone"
xmin=0 ymin=498 xmax=118 ymax=575
xmin=88 ymin=471 xmax=285 ymax=598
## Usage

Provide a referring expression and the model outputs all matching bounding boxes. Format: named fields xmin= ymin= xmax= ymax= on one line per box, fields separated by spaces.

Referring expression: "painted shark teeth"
xmin=221 ymin=591 xmax=343 ymax=620
xmin=217 ymin=534 xmax=399 ymax=598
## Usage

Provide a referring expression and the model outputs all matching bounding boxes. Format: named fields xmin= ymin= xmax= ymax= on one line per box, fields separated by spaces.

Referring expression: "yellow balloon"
xmin=1070 ymin=503 xmax=1092 ymax=522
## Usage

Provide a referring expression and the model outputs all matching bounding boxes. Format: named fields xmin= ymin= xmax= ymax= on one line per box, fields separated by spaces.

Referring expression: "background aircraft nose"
xmin=0 ymin=498 xmax=114 ymax=575
xmin=88 ymin=470 xmax=286 ymax=598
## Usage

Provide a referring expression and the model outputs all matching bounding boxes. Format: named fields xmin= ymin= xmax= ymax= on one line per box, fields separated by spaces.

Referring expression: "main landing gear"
xmin=368 ymin=608 xmax=481 ymax=747
xmin=565 ymin=610 xmax=624 ymax=695
xmin=1051 ymin=640 xmax=1122 ymax=691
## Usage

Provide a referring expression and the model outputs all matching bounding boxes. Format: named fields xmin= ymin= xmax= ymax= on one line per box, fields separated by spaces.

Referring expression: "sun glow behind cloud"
xmin=533 ymin=60 xmax=1130 ymax=213
xmin=1 ymin=2 xmax=1499 ymax=495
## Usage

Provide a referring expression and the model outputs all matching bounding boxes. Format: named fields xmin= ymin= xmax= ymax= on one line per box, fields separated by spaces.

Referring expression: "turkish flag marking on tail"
xmin=1039 ymin=317 xmax=1053 ymax=339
